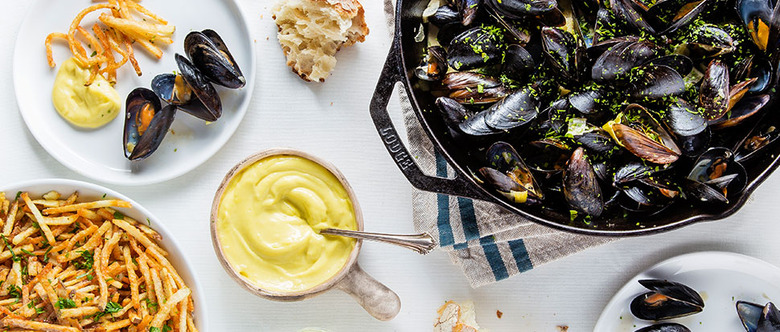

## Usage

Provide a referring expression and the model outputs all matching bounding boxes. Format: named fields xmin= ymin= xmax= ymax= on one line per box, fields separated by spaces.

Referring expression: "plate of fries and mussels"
xmin=13 ymin=0 xmax=255 ymax=186
xmin=0 ymin=178 xmax=206 ymax=331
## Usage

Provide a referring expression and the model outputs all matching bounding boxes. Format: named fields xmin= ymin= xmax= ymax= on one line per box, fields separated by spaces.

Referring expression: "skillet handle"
xmin=369 ymin=39 xmax=491 ymax=201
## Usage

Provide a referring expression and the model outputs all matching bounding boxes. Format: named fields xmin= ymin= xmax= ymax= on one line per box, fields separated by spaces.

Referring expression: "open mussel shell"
xmin=563 ymin=147 xmax=604 ymax=217
xmin=734 ymin=120 xmax=780 ymax=162
xmin=175 ymin=54 xmax=222 ymax=122
xmin=524 ymin=138 xmax=571 ymax=176
xmin=455 ymin=0 xmax=480 ymax=26
xmin=123 ymin=88 xmax=176 ymax=161
xmin=710 ymin=94 xmax=771 ymax=130
xmin=655 ymin=0 xmax=712 ymax=34
xmin=443 ymin=72 xmax=509 ymax=104
xmin=415 ymin=46 xmax=448 ymax=81
xmin=151 ymin=73 xmax=193 ymax=106
xmin=429 ymin=5 xmax=461 ymax=27
xmin=630 ymin=279 xmax=704 ymax=321
xmin=685 ymin=147 xmax=747 ymax=203
xmin=184 ymin=30 xmax=245 ymax=89
xmin=605 ymin=105 xmax=682 ymax=165
xmin=738 ymin=301 xmax=780 ymax=332
xmin=680 ymin=24 xmax=736 ymax=58
xmin=483 ymin=141 xmax=544 ymax=203
xmin=542 ymin=27 xmax=580 ymax=83
xmin=635 ymin=323 xmax=691 ymax=332
xmin=736 ymin=0 xmax=780 ymax=52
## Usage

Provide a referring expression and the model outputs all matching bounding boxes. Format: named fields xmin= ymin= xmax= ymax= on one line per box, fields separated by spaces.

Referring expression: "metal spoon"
xmin=320 ymin=228 xmax=437 ymax=255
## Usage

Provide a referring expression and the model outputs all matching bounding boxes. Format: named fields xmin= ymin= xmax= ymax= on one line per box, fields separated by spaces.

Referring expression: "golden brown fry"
xmin=113 ymin=219 xmax=166 ymax=256
xmin=60 ymin=306 xmax=100 ymax=319
xmin=2 ymin=200 xmax=17 ymax=236
xmin=149 ymin=287 xmax=190 ymax=329
xmin=43 ymin=200 xmax=131 ymax=215
xmin=45 ymin=32 xmax=69 ymax=68
xmin=1 ymin=318 xmax=79 ymax=332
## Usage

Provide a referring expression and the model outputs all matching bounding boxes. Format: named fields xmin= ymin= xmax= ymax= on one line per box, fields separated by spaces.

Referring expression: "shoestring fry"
xmin=0 ymin=191 xmax=197 ymax=332
xmin=45 ymin=0 xmax=176 ymax=85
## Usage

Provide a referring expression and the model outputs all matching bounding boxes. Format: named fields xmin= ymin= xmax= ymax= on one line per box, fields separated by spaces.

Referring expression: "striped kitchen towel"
xmin=383 ymin=0 xmax=616 ymax=287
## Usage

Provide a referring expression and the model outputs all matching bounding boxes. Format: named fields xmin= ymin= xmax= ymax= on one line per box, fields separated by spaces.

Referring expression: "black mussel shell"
xmin=630 ymin=279 xmax=704 ymax=321
xmin=607 ymin=105 xmax=682 ymax=164
xmin=646 ymin=55 xmax=693 ymax=77
xmin=175 ymin=54 xmax=222 ymax=121
xmin=503 ymin=44 xmax=536 ymax=80
xmin=635 ymin=323 xmax=691 ymax=332
xmin=123 ymin=88 xmax=176 ymax=161
xmin=681 ymin=23 xmax=736 ymax=58
xmin=483 ymin=85 xmax=540 ymax=131
xmin=661 ymin=99 xmax=710 ymax=157
xmin=563 ymin=147 xmax=604 ymax=217
xmin=613 ymin=161 xmax=661 ymax=186
xmin=710 ymin=94 xmax=770 ymax=130
xmin=685 ymin=147 xmax=747 ymax=203
xmin=185 ymin=30 xmax=245 ymax=88
xmin=608 ymin=0 xmax=656 ymax=34
xmin=415 ymin=46 xmax=448 ymax=81
xmin=151 ymin=73 xmax=193 ymax=106
xmin=524 ymin=139 xmax=571 ymax=176
xmin=700 ymin=60 xmax=730 ymax=120
xmin=443 ymin=72 xmax=509 ymax=104
xmin=738 ymin=301 xmax=764 ymax=332
xmin=447 ymin=26 xmax=504 ymax=71
xmin=484 ymin=0 xmax=558 ymax=19
xmin=622 ymin=177 xmax=680 ymax=208
xmin=456 ymin=0 xmax=481 ymax=26
xmin=569 ymin=84 xmax=608 ymax=115
xmin=657 ymin=0 xmax=712 ymax=34
xmin=460 ymin=111 xmax=500 ymax=136
xmin=734 ymin=120 xmax=780 ymax=162
xmin=628 ymin=65 xmax=686 ymax=100
xmin=484 ymin=141 xmax=544 ymax=202
xmin=758 ymin=302 xmax=780 ymax=332
xmin=734 ymin=55 xmax=774 ymax=94
xmin=575 ymin=130 xmax=618 ymax=154
xmin=542 ymin=27 xmax=580 ymax=83
xmin=430 ymin=5 xmax=461 ymax=27
xmin=592 ymin=40 xmax=660 ymax=84
xmin=736 ymin=0 xmax=780 ymax=52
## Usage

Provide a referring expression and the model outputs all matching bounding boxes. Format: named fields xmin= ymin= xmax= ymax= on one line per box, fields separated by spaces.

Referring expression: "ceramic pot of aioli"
xmin=210 ymin=148 xmax=401 ymax=321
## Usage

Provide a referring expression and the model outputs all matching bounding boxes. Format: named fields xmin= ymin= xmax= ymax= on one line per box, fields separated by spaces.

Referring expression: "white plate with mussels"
xmin=13 ymin=0 xmax=256 ymax=185
xmin=595 ymin=251 xmax=780 ymax=331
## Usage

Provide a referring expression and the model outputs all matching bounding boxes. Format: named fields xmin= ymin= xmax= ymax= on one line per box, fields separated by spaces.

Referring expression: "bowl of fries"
xmin=0 ymin=179 xmax=205 ymax=331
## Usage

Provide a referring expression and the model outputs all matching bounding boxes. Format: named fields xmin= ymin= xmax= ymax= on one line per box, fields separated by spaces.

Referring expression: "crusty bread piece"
xmin=272 ymin=0 xmax=369 ymax=82
xmin=434 ymin=300 xmax=485 ymax=332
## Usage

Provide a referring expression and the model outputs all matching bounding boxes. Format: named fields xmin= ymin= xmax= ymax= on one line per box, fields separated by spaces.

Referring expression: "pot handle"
xmin=335 ymin=263 xmax=401 ymax=321
xmin=369 ymin=40 xmax=491 ymax=201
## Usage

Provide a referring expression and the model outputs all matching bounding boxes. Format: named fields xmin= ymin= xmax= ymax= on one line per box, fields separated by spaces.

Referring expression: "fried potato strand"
xmin=0 ymin=191 xmax=197 ymax=331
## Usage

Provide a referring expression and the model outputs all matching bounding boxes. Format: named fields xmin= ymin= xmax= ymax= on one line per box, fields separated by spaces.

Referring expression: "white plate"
xmin=0 ymin=178 xmax=208 ymax=330
xmin=595 ymin=251 xmax=780 ymax=331
xmin=13 ymin=0 xmax=255 ymax=186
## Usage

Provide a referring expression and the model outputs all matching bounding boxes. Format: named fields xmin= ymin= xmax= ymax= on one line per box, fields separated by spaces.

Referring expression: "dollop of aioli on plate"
xmin=216 ymin=155 xmax=358 ymax=293
xmin=52 ymin=57 xmax=121 ymax=128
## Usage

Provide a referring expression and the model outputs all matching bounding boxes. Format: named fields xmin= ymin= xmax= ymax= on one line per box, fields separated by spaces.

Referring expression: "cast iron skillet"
xmin=369 ymin=0 xmax=780 ymax=236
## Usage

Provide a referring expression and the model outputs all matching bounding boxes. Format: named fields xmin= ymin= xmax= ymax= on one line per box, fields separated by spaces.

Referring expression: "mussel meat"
xmin=630 ymin=279 xmax=704 ymax=321
xmin=123 ymin=88 xmax=176 ymax=161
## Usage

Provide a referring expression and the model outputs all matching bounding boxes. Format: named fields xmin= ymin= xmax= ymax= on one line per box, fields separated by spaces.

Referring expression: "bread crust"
xmin=272 ymin=0 xmax=369 ymax=82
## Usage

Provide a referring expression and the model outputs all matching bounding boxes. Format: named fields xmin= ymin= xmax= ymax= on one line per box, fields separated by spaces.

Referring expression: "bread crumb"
xmin=496 ymin=310 xmax=502 ymax=319
xmin=272 ymin=0 xmax=369 ymax=82
xmin=557 ymin=325 xmax=569 ymax=332
xmin=434 ymin=300 xmax=484 ymax=332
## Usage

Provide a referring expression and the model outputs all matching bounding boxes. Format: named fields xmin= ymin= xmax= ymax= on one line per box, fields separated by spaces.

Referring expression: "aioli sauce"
xmin=52 ymin=57 xmax=121 ymax=128
xmin=216 ymin=155 xmax=358 ymax=293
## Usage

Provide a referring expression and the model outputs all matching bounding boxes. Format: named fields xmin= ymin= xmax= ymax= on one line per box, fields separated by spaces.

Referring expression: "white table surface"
xmin=3 ymin=1 xmax=780 ymax=331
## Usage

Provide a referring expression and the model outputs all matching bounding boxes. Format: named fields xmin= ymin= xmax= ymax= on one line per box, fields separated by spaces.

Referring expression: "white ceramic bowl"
xmin=0 ymin=178 xmax=208 ymax=330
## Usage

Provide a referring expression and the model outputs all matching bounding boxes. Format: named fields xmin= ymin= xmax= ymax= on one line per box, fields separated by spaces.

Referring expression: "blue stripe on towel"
xmin=508 ymin=239 xmax=533 ymax=273
xmin=457 ymin=197 xmax=480 ymax=241
xmin=436 ymin=152 xmax=454 ymax=247
xmin=479 ymin=236 xmax=509 ymax=281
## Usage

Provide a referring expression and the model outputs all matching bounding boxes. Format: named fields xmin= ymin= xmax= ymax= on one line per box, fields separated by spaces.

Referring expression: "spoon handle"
xmin=321 ymin=228 xmax=437 ymax=255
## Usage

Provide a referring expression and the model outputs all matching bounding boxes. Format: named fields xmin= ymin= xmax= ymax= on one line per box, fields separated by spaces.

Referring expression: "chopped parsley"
xmin=113 ymin=211 xmax=124 ymax=220
xmin=56 ymin=298 xmax=77 ymax=309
